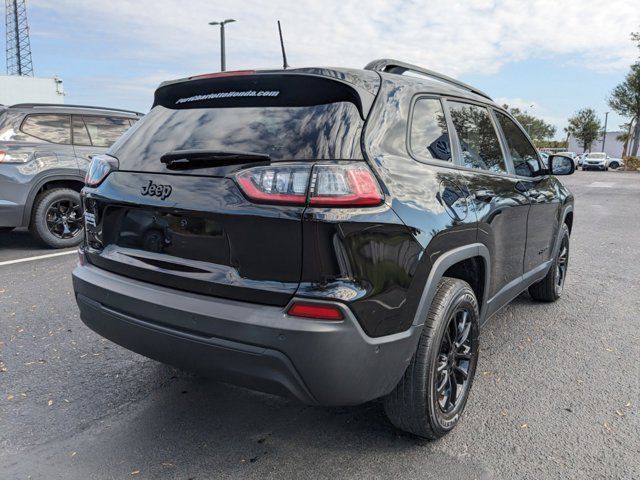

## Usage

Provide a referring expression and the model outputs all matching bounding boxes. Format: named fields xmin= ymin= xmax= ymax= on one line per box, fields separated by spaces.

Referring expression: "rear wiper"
xmin=160 ymin=150 xmax=270 ymax=170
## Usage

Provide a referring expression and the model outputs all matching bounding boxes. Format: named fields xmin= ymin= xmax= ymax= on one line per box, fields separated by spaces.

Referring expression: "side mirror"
xmin=548 ymin=155 xmax=575 ymax=175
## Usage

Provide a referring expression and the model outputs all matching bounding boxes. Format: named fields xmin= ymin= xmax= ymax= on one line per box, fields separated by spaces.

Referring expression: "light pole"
xmin=526 ymin=123 xmax=533 ymax=136
xmin=601 ymin=111 xmax=609 ymax=153
xmin=209 ymin=19 xmax=236 ymax=71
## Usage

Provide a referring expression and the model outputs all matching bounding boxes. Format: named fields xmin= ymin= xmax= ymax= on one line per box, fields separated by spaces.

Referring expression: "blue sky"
xmin=6 ymin=0 xmax=639 ymax=139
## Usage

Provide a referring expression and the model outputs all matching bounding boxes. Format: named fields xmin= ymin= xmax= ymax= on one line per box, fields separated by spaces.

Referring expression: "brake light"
xmin=287 ymin=302 xmax=344 ymax=321
xmin=85 ymin=154 xmax=119 ymax=187
xmin=234 ymin=163 xmax=383 ymax=207
xmin=190 ymin=70 xmax=256 ymax=80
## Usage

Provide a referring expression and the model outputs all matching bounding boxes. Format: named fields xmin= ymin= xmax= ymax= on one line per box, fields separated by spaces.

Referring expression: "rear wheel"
xmin=529 ymin=223 xmax=570 ymax=302
xmin=609 ymin=162 xmax=619 ymax=169
xmin=383 ymin=277 xmax=479 ymax=439
xmin=30 ymin=188 xmax=84 ymax=248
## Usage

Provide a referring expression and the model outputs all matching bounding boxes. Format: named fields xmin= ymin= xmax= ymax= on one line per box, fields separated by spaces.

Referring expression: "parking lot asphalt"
xmin=1 ymin=170 xmax=639 ymax=480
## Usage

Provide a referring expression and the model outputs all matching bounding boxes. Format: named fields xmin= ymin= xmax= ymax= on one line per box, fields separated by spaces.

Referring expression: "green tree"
xmin=567 ymin=108 xmax=602 ymax=152
xmin=501 ymin=105 xmax=556 ymax=144
xmin=608 ymin=63 xmax=640 ymax=156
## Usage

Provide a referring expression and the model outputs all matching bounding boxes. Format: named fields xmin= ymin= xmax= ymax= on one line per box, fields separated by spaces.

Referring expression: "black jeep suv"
xmin=72 ymin=60 xmax=575 ymax=439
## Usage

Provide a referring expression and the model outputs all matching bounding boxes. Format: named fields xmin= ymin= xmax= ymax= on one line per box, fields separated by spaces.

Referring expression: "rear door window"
xmin=81 ymin=116 xmax=131 ymax=147
xmin=448 ymin=102 xmax=507 ymax=174
xmin=21 ymin=114 xmax=71 ymax=144
xmin=495 ymin=111 xmax=544 ymax=177
xmin=409 ymin=98 xmax=451 ymax=162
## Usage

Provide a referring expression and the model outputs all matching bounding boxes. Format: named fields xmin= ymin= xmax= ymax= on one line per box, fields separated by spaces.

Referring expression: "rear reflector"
xmin=287 ymin=302 xmax=344 ymax=321
xmin=234 ymin=163 xmax=383 ymax=207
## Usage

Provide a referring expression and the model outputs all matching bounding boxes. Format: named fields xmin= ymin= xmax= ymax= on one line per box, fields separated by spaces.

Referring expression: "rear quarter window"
xmin=409 ymin=98 xmax=452 ymax=162
xmin=0 ymin=111 xmax=36 ymax=142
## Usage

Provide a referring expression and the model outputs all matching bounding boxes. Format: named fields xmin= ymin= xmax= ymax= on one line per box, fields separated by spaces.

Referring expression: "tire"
xmin=383 ymin=277 xmax=479 ymax=439
xmin=610 ymin=162 xmax=619 ymax=169
xmin=0 ymin=227 xmax=15 ymax=233
xmin=528 ymin=223 xmax=570 ymax=302
xmin=30 ymin=188 xmax=84 ymax=248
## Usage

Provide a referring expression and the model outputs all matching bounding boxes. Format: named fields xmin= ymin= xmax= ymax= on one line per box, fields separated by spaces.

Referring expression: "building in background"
xmin=568 ymin=131 xmax=624 ymax=158
xmin=0 ymin=75 xmax=65 ymax=105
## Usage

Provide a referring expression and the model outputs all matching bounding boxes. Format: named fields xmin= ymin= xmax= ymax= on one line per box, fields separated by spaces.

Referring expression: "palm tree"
xmin=564 ymin=125 xmax=575 ymax=149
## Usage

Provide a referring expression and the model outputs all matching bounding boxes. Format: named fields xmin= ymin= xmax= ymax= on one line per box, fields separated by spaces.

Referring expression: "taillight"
xmin=309 ymin=164 xmax=383 ymax=206
xmin=0 ymin=150 xmax=30 ymax=163
xmin=85 ymin=154 xmax=119 ymax=187
xmin=287 ymin=302 xmax=344 ymax=321
xmin=234 ymin=163 xmax=383 ymax=207
xmin=236 ymin=165 xmax=311 ymax=204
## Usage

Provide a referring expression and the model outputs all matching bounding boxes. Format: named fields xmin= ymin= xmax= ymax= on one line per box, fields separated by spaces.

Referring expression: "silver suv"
xmin=0 ymin=103 xmax=141 ymax=247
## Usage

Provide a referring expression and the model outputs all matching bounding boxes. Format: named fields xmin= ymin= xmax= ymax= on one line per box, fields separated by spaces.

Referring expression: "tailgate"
xmin=83 ymin=172 xmax=304 ymax=306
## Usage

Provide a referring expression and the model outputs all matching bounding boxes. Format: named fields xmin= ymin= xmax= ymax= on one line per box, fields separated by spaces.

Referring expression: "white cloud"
xmin=30 ymin=0 xmax=639 ymax=117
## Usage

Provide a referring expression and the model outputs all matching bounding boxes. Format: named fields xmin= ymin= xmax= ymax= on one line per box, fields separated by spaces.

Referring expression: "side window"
xmin=495 ymin=112 xmax=544 ymax=177
xmin=82 ymin=116 xmax=131 ymax=147
xmin=409 ymin=98 xmax=451 ymax=162
xmin=72 ymin=116 xmax=91 ymax=146
xmin=448 ymin=102 xmax=507 ymax=174
xmin=21 ymin=114 xmax=71 ymax=144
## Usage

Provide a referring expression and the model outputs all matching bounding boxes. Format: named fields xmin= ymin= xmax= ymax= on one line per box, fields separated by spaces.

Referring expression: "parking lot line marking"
xmin=0 ymin=250 xmax=77 ymax=267
xmin=587 ymin=182 xmax=615 ymax=188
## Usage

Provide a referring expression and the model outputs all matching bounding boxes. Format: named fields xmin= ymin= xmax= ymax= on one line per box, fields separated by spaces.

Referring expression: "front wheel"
xmin=529 ymin=223 xmax=570 ymax=302
xmin=383 ymin=277 xmax=479 ymax=439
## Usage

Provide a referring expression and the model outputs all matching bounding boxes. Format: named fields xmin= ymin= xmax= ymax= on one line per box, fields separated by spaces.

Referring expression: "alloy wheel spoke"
xmin=453 ymin=365 xmax=469 ymax=382
xmin=448 ymin=373 xmax=458 ymax=406
xmin=436 ymin=370 xmax=449 ymax=393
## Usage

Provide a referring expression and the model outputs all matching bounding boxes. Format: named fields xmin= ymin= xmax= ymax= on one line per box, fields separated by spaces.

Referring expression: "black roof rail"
xmin=9 ymin=103 xmax=144 ymax=116
xmin=364 ymin=59 xmax=493 ymax=101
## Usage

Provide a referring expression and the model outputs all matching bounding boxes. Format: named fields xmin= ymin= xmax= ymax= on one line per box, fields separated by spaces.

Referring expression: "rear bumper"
xmin=0 ymin=200 xmax=24 ymax=227
xmin=72 ymin=263 xmax=421 ymax=406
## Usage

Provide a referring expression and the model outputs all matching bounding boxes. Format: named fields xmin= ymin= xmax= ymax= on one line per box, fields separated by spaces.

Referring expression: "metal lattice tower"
xmin=5 ymin=0 xmax=33 ymax=76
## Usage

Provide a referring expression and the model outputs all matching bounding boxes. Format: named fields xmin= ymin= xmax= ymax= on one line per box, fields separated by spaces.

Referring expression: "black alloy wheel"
xmin=554 ymin=234 xmax=569 ymax=296
xmin=45 ymin=199 xmax=83 ymax=239
xmin=435 ymin=307 xmax=473 ymax=413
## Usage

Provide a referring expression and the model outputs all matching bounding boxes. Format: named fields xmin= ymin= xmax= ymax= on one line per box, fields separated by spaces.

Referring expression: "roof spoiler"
xmin=364 ymin=59 xmax=492 ymax=101
xmin=9 ymin=103 xmax=144 ymax=116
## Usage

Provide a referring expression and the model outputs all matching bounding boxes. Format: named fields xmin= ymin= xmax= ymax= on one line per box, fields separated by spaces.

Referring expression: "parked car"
xmin=538 ymin=151 xmax=549 ymax=162
xmin=607 ymin=156 xmax=623 ymax=169
xmin=0 ymin=103 xmax=142 ymax=247
xmin=582 ymin=152 xmax=623 ymax=170
xmin=576 ymin=153 xmax=587 ymax=167
xmin=73 ymin=60 xmax=575 ymax=439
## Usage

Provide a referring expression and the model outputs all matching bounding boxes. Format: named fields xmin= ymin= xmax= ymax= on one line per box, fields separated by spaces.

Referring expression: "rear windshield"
xmin=110 ymin=74 xmax=367 ymax=170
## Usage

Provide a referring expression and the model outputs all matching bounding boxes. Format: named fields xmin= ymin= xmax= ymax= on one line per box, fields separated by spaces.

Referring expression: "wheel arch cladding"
xmin=411 ymin=244 xmax=490 ymax=327
xmin=23 ymin=175 xmax=85 ymax=225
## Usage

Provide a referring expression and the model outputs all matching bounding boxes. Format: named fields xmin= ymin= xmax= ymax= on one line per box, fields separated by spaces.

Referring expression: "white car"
xmin=581 ymin=153 xmax=623 ymax=171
